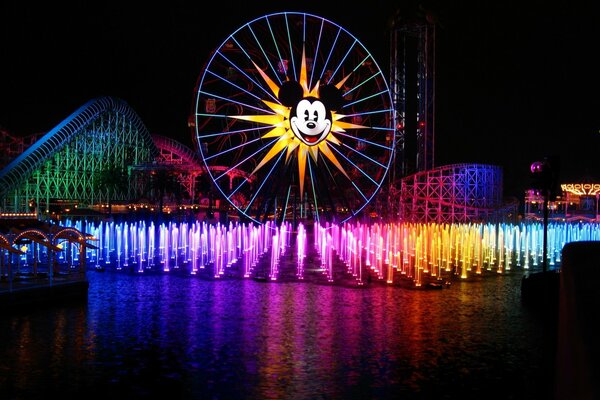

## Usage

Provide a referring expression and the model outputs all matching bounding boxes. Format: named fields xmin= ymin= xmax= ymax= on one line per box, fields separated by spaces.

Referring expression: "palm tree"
xmin=147 ymin=167 xmax=184 ymax=218
xmin=94 ymin=165 xmax=129 ymax=217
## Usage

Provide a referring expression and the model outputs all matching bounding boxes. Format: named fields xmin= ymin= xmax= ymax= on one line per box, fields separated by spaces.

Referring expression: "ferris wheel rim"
xmin=193 ymin=11 xmax=395 ymax=226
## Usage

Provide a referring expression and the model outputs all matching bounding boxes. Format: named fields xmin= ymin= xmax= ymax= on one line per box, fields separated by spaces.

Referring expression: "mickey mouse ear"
xmin=279 ymin=81 xmax=304 ymax=106
xmin=319 ymin=84 xmax=344 ymax=111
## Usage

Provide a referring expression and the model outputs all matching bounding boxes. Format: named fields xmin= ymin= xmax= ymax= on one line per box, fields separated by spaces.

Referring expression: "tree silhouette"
xmin=147 ymin=167 xmax=184 ymax=217
xmin=93 ymin=165 xmax=129 ymax=217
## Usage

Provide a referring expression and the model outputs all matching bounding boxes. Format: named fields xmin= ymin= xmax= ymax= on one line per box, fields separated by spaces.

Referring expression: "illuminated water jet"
xmin=48 ymin=218 xmax=600 ymax=287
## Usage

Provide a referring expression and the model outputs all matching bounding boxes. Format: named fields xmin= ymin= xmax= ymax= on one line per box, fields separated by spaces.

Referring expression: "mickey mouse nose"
xmin=307 ymin=122 xmax=316 ymax=129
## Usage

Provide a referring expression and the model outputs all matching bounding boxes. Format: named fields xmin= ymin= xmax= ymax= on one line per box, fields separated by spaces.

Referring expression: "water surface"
xmin=0 ymin=271 xmax=557 ymax=399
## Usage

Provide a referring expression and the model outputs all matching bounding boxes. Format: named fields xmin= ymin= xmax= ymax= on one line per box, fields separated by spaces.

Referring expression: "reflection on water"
xmin=0 ymin=271 xmax=556 ymax=399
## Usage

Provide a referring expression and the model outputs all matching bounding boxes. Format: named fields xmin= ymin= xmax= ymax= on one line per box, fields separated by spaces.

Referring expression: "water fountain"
xmin=47 ymin=218 xmax=600 ymax=287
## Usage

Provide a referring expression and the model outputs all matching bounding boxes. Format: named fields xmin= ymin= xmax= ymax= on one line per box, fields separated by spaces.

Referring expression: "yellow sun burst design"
xmin=231 ymin=47 xmax=367 ymax=199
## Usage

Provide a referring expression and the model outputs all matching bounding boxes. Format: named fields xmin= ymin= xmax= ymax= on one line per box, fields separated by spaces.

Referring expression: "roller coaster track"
xmin=396 ymin=163 xmax=518 ymax=223
xmin=0 ymin=96 xmax=158 ymax=211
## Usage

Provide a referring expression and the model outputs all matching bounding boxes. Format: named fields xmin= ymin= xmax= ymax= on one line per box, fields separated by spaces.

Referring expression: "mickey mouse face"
xmin=278 ymin=80 xmax=344 ymax=147
xmin=290 ymin=97 xmax=331 ymax=146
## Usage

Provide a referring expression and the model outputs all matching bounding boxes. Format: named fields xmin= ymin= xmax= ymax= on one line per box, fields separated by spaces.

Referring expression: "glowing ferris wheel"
xmin=193 ymin=12 xmax=395 ymax=225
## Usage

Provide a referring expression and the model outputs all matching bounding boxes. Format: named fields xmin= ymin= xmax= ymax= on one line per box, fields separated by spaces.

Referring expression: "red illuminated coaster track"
xmin=193 ymin=12 xmax=395 ymax=226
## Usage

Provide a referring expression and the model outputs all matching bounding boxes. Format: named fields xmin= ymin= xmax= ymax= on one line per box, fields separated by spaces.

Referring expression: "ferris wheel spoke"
xmin=318 ymin=29 xmax=344 ymax=85
xmin=344 ymin=67 xmax=382 ymax=97
xmin=329 ymin=148 xmax=381 ymax=187
xmin=339 ymin=142 xmax=388 ymax=170
xmin=204 ymin=136 xmax=262 ymax=162
xmin=199 ymin=124 xmax=277 ymax=142
xmin=306 ymin=19 xmax=325 ymax=87
xmin=212 ymin=137 xmax=281 ymax=187
xmin=243 ymin=150 xmax=287 ymax=214
xmin=349 ymin=181 xmax=370 ymax=203
xmin=201 ymin=87 xmax=275 ymax=116
xmin=346 ymin=89 xmax=392 ymax=109
xmin=305 ymin=160 xmax=323 ymax=223
xmin=242 ymin=25 xmax=285 ymax=86
xmin=205 ymin=66 xmax=274 ymax=105
xmin=228 ymin=177 xmax=250 ymax=199
xmin=215 ymin=47 xmax=282 ymax=103
xmin=342 ymin=135 xmax=392 ymax=162
xmin=265 ymin=16 xmax=288 ymax=61
xmin=194 ymin=12 xmax=394 ymax=225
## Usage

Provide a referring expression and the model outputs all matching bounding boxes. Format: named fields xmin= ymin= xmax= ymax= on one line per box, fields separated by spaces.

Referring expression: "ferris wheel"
xmin=193 ymin=12 xmax=395 ymax=225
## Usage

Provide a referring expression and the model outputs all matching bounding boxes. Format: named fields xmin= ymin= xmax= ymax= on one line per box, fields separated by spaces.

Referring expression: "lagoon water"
xmin=0 ymin=269 xmax=557 ymax=399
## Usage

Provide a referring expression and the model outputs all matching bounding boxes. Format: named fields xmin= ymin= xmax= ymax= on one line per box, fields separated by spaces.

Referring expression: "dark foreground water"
xmin=0 ymin=270 xmax=557 ymax=400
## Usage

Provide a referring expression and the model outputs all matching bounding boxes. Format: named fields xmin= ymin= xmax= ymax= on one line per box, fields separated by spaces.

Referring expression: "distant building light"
xmin=0 ymin=212 xmax=37 ymax=218
xmin=561 ymin=183 xmax=600 ymax=196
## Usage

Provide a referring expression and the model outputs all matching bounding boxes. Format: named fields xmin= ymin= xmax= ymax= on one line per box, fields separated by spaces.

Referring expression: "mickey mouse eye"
xmin=296 ymin=99 xmax=312 ymax=120
xmin=314 ymin=102 xmax=326 ymax=121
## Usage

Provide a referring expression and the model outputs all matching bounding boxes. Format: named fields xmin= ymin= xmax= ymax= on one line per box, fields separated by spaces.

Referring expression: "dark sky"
xmin=1 ymin=1 xmax=599 ymax=199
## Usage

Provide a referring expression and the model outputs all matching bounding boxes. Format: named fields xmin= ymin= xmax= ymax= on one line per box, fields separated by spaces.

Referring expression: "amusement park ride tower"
xmin=384 ymin=7 xmax=513 ymax=224
xmin=389 ymin=7 xmax=436 ymax=185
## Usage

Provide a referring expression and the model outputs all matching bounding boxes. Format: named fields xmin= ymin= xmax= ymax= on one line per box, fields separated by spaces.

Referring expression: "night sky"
xmin=1 ymin=0 xmax=599 ymax=200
